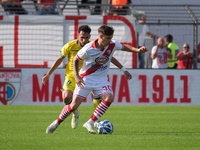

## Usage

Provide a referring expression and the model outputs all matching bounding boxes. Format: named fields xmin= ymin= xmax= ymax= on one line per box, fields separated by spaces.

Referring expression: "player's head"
xmin=157 ymin=37 xmax=164 ymax=48
xmin=78 ymin=25 xmax=91 ymax=47
xmin=164 ymin=34 xmax=173 ymax=44
xmin=139 ymin=15 xmax=147 ymax=24
xmin=182 ymin=43 xmax=190 ymax=53
xmin=98 ymin=25 xmax=114 ymax=47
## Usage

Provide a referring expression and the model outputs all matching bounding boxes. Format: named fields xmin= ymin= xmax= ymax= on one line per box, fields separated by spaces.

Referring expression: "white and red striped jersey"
xmin=151 ymin=45 xmax=168 ymax=69
xmin=76 ymin=38 xmax=123 ymax=85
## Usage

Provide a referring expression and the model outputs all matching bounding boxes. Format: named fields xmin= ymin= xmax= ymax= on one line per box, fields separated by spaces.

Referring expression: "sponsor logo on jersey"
xmin=66 ymin=80 xmax=72 ymax=87
xmin=96 ymin=65 xmax=108 ymax=71
xmin=90 ymin=64 xmax=108 ymax=72
xmin=95 ymin=56 xmax=109 ymax=64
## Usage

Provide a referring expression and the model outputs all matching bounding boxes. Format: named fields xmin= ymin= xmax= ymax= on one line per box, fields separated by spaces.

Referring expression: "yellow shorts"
xmin=62 ymin=75 xmax=76 ymax=92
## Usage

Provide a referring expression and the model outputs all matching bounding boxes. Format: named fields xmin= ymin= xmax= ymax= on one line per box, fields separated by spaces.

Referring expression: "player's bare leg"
xmin=93 ymin=97 xmax=102 ymax=110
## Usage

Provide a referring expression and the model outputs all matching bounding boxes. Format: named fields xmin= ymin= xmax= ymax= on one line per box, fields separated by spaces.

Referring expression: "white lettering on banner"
xmin=0 ymin=69 xmax=200 ymax=105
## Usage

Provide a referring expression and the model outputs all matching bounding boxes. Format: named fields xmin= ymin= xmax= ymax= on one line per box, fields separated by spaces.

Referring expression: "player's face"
xmin=164 ymin=39 xmax=169 ymax=45
xmin=183 ymin=44 xmax=190 ymax=53
xmin=100 ymin=34 xmax=113 ymax=47
xmin=78 ymin=31 xmax=91 ymax=47
xmin=157 ymin=38 xmax=164 ymax=47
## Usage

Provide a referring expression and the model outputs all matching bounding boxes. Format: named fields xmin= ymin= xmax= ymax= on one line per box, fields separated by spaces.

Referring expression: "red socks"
xmin=57 ymin=104 xmax=72 ymax=123
xmin=91 ymin=100 xmax=111 ymax=122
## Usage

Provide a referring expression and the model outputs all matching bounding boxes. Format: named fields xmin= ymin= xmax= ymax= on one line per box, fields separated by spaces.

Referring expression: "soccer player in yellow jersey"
xmin=42 ymin=25 xmax=131 ymax=130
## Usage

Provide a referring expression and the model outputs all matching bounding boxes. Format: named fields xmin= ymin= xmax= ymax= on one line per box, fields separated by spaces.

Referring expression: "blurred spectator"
xmin=198 ymin=43 xmax=200 ymax=69
xmin=93 ymin=0 xmax=102 ymax=15
xmin=37 ymin=0 xmax=58 ymax=15
xmin=198 ymin=53 xmax=200 ymax=69
xmin=1 ymin=0 xmax=27 ymax=14
xmin=110 ymin=0 xmax=130 ymax=15
xmin=22 ymin=0 xmax=38 ymax=15
xmin=177 ymin=43 xmax=193 ymax=69
xmin=151 ymin=37 xmax=172 ymax=69
xmin=138 ymin=15 xmax=158 ymax=68
xmin=164 ymin=34 xmax=179 ymax=69
xmin=80 ymin=0 xmax=89 ymax=8
xmin=80 ymin=0 xmax=102 ymax=14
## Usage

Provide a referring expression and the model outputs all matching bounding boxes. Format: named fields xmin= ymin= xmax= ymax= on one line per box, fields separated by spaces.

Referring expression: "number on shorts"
xmin=102 ymin=85 xmax=112 ymax=91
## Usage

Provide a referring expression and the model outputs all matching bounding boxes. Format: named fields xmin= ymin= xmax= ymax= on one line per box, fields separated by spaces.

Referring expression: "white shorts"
xmin=73 ymin=81 xmax=113 ymax=99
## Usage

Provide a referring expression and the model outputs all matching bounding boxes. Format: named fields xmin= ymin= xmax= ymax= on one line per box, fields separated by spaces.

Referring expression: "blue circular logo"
xmin=0 ymin=82 xmax=16 ymax=101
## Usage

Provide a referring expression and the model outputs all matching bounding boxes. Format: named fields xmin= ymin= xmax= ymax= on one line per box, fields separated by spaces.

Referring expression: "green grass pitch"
xmin=0 ymin=105 xmax=200 ymax=150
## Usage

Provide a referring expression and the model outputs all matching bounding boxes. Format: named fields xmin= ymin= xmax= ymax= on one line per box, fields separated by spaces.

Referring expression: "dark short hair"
xmin=78 ymin=25 xmax=91 ymax=34
xmin=98 ymin=25 xmax=114 ymax=36
xmin=164 ymin=34 xmax=173 ymax=43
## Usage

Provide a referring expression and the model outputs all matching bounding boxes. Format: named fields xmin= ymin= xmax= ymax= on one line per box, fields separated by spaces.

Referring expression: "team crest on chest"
xmin=95 ymin=56 xmax=109 ymax=64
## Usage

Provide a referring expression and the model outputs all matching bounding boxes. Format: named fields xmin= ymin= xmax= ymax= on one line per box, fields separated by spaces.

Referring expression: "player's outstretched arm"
xmin=111 ymin=57 xmax=132 ymax=80
xmin=121 ymin=44 xmax=148 ymax=53
xmin=111 ymin=57 xmax=123 ymax=69
xmin=73 ymin=56 xmax=85 ymax=88
xmin=42 ymin=56 xmax=64 ymax=85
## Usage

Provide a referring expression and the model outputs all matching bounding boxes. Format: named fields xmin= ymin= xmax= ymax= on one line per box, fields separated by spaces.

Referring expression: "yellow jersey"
xmin=60 ymin=39 xmax=87 ymax=76
xmin=167 ymin=42 xmax=179 ymax=68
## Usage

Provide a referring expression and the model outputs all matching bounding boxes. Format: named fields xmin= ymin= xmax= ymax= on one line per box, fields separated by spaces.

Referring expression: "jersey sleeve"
xmin=151 ymin=46 xmax=156 ymax=54
xmin=177 ymin=52 xmax=182 ymax=57
xmin=60 ymin=43 xmax=70 ymax=58
xmin=144 ymin=24 xmax=150 ymax=33
xmin=114 ymin=41 xmax=123 ymax=50
xmin=76 ymin=47 xmax=87 ymax=60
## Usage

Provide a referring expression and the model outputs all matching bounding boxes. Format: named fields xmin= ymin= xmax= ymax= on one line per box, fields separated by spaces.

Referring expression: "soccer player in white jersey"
xmin=43 ymin=25 xmax=131 ymax=130
xmin=46 ymin=24 xmax=148 ymax=134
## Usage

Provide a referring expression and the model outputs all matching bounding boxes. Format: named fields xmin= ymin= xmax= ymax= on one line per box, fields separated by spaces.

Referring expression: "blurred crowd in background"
xmin=1 ymin=0 xmax=200 ymax=69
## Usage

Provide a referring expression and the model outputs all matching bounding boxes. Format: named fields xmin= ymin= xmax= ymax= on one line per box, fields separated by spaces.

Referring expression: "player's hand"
xmin=139 ymin=46 xmax=148 ymax=53
xmin=157 ymin=43 xmax=162 ymax=48
xmin=187 ymin=52 xmax=193 ymax=57
xmin=42 ymin=74 xmax=50 ymax=85
xmin=124 ymin=71 xmax=132 ymax=80
xmin=75 ymin=75 xmax=85 ymax=88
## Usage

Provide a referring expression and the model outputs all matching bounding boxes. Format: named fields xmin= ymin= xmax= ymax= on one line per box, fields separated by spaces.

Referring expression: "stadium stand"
xmin=0 ymin=1 xmax=200 ymax=68
xmin=58 ymin=0 xmax=92 ymax=15
xmin=0 ymin=0 xmax=137 ymax=16
xmin=21 ymin=0 xmax=38 ymax=15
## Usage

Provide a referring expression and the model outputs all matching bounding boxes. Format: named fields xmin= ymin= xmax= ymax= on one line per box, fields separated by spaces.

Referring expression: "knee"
xmin=104 ymin=94 xmax=113 ymax=103
xmin=63 ymin=95 xmax=72 ymax=105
